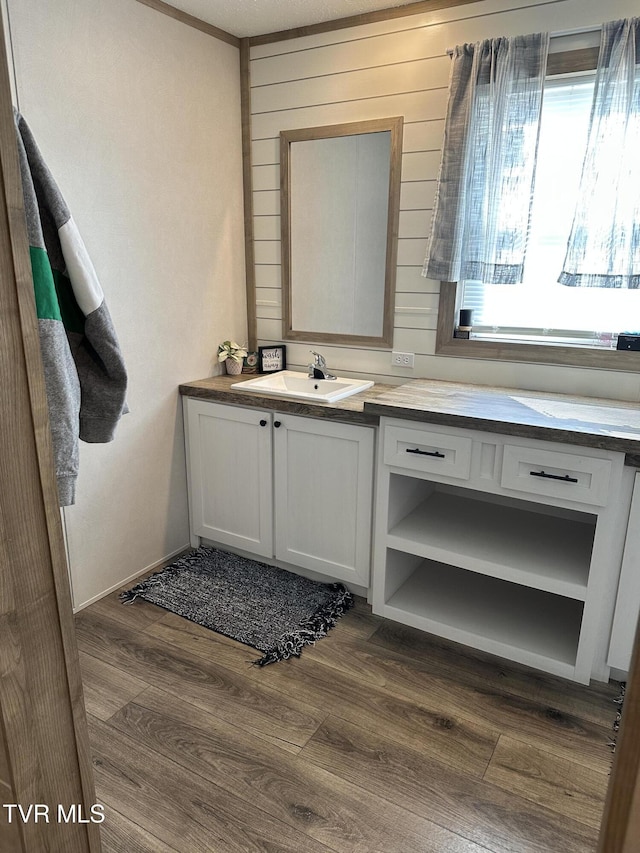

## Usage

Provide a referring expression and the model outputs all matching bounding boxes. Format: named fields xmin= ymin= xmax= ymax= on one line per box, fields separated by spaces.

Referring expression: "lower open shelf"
xmin=378 ymin=551 xmax=584 ymax=678
xmin=387 ymin=483 xmax=595 ymax=600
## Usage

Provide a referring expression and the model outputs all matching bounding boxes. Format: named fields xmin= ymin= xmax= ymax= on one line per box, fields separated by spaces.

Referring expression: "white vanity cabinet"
xmin=184 ymin=399 xmax=274 ymax=558
xmin=272 ymin=413 xmax=374 ymax=585
xmin=608 ymin=470 xmax=640 ymax=672
xmin=183 ymin=397 xmax=375 ymax=587
xmin=372 ymin=417 xmax=632 ymax=684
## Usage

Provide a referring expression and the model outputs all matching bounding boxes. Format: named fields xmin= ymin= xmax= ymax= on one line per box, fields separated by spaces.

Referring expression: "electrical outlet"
xmin=391 ymin=351 xmax=415 ymax=368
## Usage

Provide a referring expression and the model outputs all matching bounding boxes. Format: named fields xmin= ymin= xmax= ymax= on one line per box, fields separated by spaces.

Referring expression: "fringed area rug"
xmin=120 ymin=547 xmax=354 ymax=666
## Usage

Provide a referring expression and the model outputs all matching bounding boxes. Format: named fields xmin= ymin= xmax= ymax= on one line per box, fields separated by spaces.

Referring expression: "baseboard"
xmin=609 ymin=666 xmax=629 ymax=683
xmin=72 ymin=542 xmax=192 ymax=613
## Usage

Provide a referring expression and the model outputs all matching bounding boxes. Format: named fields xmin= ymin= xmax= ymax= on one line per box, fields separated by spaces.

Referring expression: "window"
xmin=461 ymin=70 xmax=639 ymax=349
xmin=434 ymin=29 xmax=640 ymax=371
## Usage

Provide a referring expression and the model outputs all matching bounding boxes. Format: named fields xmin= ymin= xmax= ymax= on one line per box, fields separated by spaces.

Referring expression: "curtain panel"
xmin=559 ymin=17 xmax=640 ymax=289
xmin=423 ymin=32 xmax=549 ymax=284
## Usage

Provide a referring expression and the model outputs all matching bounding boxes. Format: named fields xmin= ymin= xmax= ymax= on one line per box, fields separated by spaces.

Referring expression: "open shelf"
xmin=383 ymin=552 xmax=583 ymax=676
xmin=387 ymin=486 xmax=595 ymax=600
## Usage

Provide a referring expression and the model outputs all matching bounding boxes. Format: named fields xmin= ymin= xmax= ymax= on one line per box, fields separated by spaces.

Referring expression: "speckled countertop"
xmin=178 ymin=374 xmax=394 ymax=425
xmin=363 ymin=379 xmax=640 ymax=462
xmin=179 ymin=375 xmax=640 ymax=464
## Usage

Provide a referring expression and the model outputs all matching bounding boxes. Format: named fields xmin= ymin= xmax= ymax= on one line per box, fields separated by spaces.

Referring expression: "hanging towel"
xmin=14 ymin=110 xmax=128 ymax=506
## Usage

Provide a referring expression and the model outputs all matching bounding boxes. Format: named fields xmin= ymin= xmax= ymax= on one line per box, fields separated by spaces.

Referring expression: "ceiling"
xmin=164 ymin=0 xmax=422 ymax=38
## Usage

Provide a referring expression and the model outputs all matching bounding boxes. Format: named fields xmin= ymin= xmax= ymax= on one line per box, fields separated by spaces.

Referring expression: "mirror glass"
xmin=280 ymin=117 xmax=403 ymax=348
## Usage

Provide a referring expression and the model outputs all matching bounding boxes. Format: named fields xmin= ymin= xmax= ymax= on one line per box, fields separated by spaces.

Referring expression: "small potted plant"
xmin=218 ymin=340 xmax=248 ymax=375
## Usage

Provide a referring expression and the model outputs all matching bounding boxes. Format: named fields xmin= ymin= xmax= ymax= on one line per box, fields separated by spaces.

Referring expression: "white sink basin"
xmin=230 ymin=370 xmax=373 ymax=403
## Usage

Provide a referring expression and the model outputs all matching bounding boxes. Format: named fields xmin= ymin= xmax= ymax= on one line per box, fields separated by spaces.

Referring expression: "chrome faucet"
xmin=308 ymin=350 xmax=336 ymax=380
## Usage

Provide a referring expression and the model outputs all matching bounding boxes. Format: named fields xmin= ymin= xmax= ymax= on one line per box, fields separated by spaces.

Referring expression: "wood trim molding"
xmin=248 ymin=0 xmax=485 ymax=46
xmin=0 ymin=9 xmax=100 ymax=852
xmin=240 ymin=37 xmax=257 ymax=351
xmin=280 ymin=116 xmax=403 ymax=349
xmin=436 ymin=281 xmax=640 ymax=372
xmin=135 ymin=0 xmax=240 ymax=47
xmin=598 ymin=613 xmax=640 ymax=852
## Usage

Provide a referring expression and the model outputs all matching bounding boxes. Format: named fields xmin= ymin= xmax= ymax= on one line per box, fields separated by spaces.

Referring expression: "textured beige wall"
xmin=250 ymin=0 xmax=640 ymax=401
xmin=7 ymin=0 xmax=247 ymax=607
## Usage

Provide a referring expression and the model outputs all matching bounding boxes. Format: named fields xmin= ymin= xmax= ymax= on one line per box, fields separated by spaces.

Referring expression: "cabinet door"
xmin=274 ymin=414 xmax=374 ymax=586
xmin=185 ymin=399 xmax=273 ymax=557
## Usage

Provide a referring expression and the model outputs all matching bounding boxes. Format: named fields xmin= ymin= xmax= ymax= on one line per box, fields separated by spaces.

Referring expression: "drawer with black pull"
xmin=501 ymin=444 xmax=612 ymax=507
xmin=383 ymin=424 xmax=472 ymax=480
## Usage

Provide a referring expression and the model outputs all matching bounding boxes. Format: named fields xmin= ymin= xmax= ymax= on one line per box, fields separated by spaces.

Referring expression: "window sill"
xmin=436 ymin=282 xmax=640 ymax=372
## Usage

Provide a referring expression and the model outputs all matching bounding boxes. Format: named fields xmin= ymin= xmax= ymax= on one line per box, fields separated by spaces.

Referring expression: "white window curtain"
xmin=559 ymin=18 xmax=640 ymax=289
xmin=423 ymin=32 xmax=549 ymax=284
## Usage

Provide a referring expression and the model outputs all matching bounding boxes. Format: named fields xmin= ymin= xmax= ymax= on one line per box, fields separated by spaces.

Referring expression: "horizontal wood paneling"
xmin=255 ymin=286 xmax=282 ymax=304
xmin=396 ymin=266 xmax=440 ymax=292
xmin=396 ymin=291 xmax=439 ymax=309
xmin=250 ymin=0 xmax=636 ymax=57
xmin=256 ymin=307 xmax=281 ymax=321
xmin=399 ymin=210 xmax=430 ymax=238
xmin=251 ymin=28 xmax=452 ymax=83
xmin=253 ymin=215 xmax=280 ymax=240
xmin=256 ymin=318 xmax=284 ymax=341
xmin=400 ymin=180 xmax=437 ymax=210
xmin=249 ymin=0 xmax=640 ymax=396
xmin=403 ymin=120 xmax=445 ymax=151
xmin=395 ymin=293 xmax=440 ymax=331
xmin=255 ymin=265 xmax=281 ymax=287
xmin=251 ymin=57 xmax=450 ymax=113
xmin=253 ymin=190 xmax=280 ymax=215
xmin=395 ymin=312 xmax=439 ymax=330
xmin=254 ymin=241 xmax=281 ymax=265
xmin=402 ymin=150 xmax=442 ymax=180
xmin=250 ymin=0 xmax=494 ymax=50
xmin=252 ymin=121 xmax=444 ymax=160
xmin=397 ymin=237 xmax=429 ymax=266
xmin=252 ymin=7 xmax=576 ymax=84
xmin=252 ymin=137 xmax=279 ymax=165
xmin=252 ymin=90 xmax=448 ymax=137
xmin=248 ymin=0 xmax=562 ymax=57
xmin=252 ymin=163 xmax=279 ymax=190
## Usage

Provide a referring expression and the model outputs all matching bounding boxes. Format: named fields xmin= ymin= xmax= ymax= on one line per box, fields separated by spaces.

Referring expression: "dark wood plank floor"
xmin=75 ymin=582 xmax=619 ymax=853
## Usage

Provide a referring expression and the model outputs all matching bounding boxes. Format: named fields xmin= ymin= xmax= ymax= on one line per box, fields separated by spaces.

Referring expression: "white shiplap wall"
xmin=249 ymin=0 xmax=640 ymax=401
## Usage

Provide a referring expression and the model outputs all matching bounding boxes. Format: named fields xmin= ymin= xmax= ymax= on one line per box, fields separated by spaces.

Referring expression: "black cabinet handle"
xmin=274 ymin=420 xmax=282 ymax=428
xmin=529 ymin=470 xmax=578 ymax=483
xmin=406 ymin=447 xmax=445 ymax=458
xmin=259 ymin=419 xmax=267 ymax=427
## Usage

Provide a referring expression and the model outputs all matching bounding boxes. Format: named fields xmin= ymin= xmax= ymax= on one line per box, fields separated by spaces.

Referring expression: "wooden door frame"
xmin=0 ymin=0 xmax=636 ymax=848
xmin=598 ymin=613 xmax=640 ymax=851
xmin=0 ymin=7 xmax=100 ymax=852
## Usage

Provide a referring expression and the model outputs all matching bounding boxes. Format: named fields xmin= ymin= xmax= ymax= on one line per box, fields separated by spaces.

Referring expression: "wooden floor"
xmin=75 ymin=580 xmax=620 ymax=853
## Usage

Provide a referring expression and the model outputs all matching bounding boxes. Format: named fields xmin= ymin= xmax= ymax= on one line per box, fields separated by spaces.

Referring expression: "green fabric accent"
xmin=53 ymin=269 xmax=85 ymax=334
xmin=30 ymin=246 xmax=61 ymax=321
xmin=30 ymin=246 xmax=85 ymax=333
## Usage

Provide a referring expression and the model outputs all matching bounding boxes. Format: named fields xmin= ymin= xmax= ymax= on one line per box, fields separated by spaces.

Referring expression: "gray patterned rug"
xmin=120 ymin=547 xmax=354 ymax=666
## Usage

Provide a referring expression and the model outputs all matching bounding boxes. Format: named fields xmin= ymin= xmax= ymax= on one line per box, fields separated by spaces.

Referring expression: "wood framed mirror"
xmin=280 ymin=117 xmax=403 ymax=348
